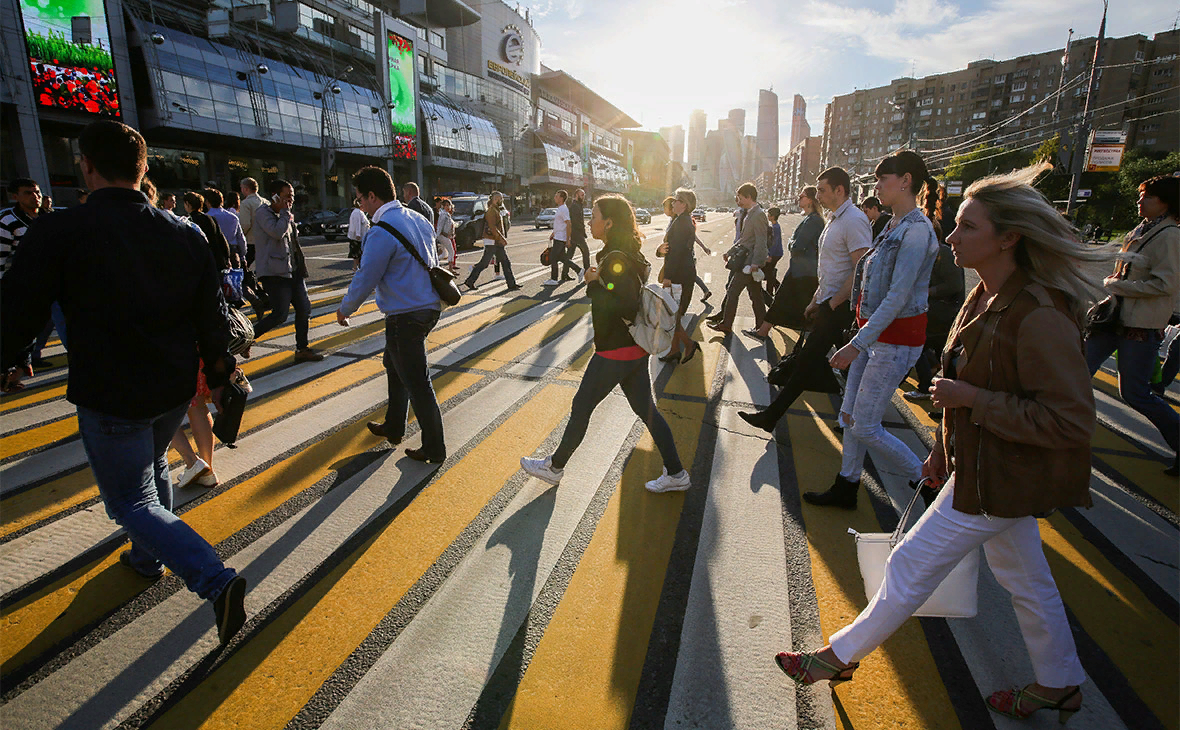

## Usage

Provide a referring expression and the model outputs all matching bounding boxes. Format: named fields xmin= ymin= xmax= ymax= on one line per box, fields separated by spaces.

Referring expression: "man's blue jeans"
xmin=383 ymin=309 xmax=446 ymax=458
xmin=1086 ymin=330 xmax=1179 ymax=452
xmin=76 ymin=402 xmax=237 ymax=600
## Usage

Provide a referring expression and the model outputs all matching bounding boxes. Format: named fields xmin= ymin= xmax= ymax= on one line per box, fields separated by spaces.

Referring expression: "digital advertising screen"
xmin=387 ymin=32 xmax=416 ymax=160
xmin=20 ymin=0 xmax=120 ymax=117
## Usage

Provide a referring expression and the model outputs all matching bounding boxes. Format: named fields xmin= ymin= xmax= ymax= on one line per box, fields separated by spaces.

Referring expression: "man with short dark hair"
xmin=402 ymin=182 xmax=434 ymax=225
xmin=0 ymin=121 xmax=247 ymax=645
xmin=546 ymin=189 xmax=582 ymax=285
xmin=860 ymin=196 xmax=891 ymax=240
xmin=205 ymin=187 xmax=247 ymax=268
xmin=709 ymin=182 xmax=768 ymax=334
xmin=738 ymin=167 xmax=873 ymax=478
xmin=340 ymin=167 xmax=446 ymax=463
xmin=252 ymin=178 xmax=322 ymax=362
xmin=160 ymin=192 xmax=176 ymax=212
xmin=0 ymin=177 xmax=44 ymax=387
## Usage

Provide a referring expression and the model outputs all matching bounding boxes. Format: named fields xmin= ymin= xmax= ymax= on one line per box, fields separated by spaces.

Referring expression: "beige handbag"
xmin=848 ymin=479 xmax=980 ymax=618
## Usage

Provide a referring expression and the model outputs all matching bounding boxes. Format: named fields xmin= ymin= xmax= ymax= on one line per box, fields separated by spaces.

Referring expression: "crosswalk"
xmin=0 ymin=269 xmax=1176 ymax=730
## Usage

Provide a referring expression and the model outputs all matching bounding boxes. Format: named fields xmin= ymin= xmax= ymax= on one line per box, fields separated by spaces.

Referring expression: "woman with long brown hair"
xmin=655 ymin=187 xmax=701 ymax=364
xmin=521 ymin=195 xmax=691 ymax=493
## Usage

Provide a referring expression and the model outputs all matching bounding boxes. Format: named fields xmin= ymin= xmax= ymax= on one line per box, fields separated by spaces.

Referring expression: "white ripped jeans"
xmin=839 ymin=342 xmax=924 ymax=482
xmin=830 ymin=478 xmax=1087 ymax=688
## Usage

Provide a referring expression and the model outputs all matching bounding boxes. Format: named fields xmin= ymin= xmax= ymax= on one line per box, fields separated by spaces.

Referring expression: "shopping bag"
xmin=847 ymin=479 xmax=979 ymax=618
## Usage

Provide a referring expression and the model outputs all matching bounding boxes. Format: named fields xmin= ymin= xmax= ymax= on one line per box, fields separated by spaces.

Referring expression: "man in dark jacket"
xmin=0 ymin=121 xmax=247 ymax=646
xmin=402 ymin=182 xmax=434 ymax=226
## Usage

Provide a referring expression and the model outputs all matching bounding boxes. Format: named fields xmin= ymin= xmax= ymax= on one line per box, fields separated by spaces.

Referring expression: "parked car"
xmin=323 ymin=209 xmax=356 ymax=242
xmin=535 ymin=207 xmax=557 ymax=229
xmin=634 ymin=208 xmax=651 ymax=224
xmin=692 ymin=208 xmax=707 ymax=222
xmin=297 ymin=209 xmax=344 ymax=236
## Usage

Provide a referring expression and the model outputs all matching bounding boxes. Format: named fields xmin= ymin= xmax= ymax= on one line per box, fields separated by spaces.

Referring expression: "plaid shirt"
xmin=0 ymin=206 xmax=35 ymax=279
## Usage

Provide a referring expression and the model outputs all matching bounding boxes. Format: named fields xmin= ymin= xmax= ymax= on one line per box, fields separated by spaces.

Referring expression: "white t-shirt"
xmin=815 ymin=198 xmax=873 ymax=304
xmin=553 ymin=203 xmax=571 ymax=242
xmin=348 ymin=207 xmax=370 ymax=241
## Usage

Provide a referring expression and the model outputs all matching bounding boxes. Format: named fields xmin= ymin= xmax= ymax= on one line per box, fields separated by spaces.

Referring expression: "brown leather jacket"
xmin=940 ymin=269 xmax=1094 ymax=518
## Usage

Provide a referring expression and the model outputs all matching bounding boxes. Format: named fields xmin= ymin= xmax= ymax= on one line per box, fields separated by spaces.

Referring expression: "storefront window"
xmin=146 ymin=147 xmax=206 ymax=191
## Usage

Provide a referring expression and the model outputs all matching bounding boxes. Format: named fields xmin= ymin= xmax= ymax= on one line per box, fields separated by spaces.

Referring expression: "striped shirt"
xmin=0 ymin=206 xmax=35 ymax=279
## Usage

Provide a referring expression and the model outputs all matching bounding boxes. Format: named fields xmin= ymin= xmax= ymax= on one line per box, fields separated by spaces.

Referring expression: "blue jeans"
xmin=839 ymin=342 xmax=925 ymax=481
xmin=76 ymin=403 xmax=236 ymax=600
xmin=551 ymin=354 xmax=683 ymax=474
xmin=253 ymin=275 xmax=312 ymax=349
xmin=383 ymin=309 xmax=446 ymax=457
xmin=1086 ymin=330 xmax=1179 ymax=452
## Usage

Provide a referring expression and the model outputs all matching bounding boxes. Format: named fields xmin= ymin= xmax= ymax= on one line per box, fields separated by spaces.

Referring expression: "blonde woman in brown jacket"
xmin=774 ymin=163 xmax=1109 ymax=725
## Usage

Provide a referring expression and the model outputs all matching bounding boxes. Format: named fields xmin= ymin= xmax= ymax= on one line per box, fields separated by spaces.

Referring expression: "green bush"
xmin=26 ymin=30 xmax=113 ymax=70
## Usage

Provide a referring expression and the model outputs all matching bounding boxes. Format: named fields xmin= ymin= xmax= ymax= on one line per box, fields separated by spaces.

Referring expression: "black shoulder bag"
xmin=376 ymin=221 xmax=462 ymax=306
xmin=1086 ymin=224 xmax=1177 ymax=337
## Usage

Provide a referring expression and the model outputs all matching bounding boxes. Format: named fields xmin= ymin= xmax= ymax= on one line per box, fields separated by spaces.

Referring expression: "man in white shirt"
xmin=738 ymin=166 xmax=871 ymax=433
xmin=544 ymin=190 xmax=582 ymax=286
xmin=347 ymin=199 xmax=370 ymax=272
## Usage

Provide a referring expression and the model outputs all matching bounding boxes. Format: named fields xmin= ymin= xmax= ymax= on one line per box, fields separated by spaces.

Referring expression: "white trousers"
xmin=830 ymin=478 xmax=1087 ymax=688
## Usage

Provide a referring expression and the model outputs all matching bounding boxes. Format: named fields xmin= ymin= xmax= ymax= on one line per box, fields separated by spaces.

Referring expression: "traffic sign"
xmin=1077 ymin=189 xmax=1091 ymax=198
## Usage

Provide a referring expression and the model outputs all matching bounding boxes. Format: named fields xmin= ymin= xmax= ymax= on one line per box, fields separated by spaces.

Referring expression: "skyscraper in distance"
xmin=757 ymin=88 xmax=779 ymax=179
xmin=659 ymin=125 xmax=685 ymax=164
xmin=728 ymin=108 xmax=746 ymax=136
xmin=790 ymin=94 xmax=810 ymax=150
xmin=687 ymin=110 xmax=706 ymax=183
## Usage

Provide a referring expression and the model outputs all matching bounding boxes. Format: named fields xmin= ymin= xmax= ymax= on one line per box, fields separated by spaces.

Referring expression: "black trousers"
xmin=762 ymin=301 xmax=854 ymax=423
xmin=562 ymin=236 xmax=590 ymax=278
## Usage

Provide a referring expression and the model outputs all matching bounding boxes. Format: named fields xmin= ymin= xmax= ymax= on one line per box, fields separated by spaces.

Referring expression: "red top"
xmin=597 ymin=345 xmax=647 ymax=361
xmin=856 ymin=295 xmax=927 ymax=347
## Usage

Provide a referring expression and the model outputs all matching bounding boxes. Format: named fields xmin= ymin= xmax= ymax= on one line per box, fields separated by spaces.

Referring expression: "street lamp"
xmin=314 ymin=65 xmax=352 ymax=210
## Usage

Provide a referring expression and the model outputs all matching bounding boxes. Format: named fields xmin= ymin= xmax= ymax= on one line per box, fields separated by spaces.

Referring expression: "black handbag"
xmin=376 ymin=222 xmax=462 ymax=306
xmin=724 ymin=243 xmax=748 ymax=272
xmin=212 ymin=376 xmax=248 ymax=448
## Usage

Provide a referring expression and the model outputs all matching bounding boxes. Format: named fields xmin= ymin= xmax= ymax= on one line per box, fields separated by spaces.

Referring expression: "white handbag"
xmin=848 ymin=480 xmax=980 ymax=618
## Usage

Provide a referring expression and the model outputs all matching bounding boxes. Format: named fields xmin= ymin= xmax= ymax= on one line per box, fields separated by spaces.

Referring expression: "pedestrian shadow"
xmin=483 ymin=484 xmax=557 ymax=695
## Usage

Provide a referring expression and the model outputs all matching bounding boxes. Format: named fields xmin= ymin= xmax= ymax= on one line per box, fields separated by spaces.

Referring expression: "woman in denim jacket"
xmin=804 ymin=150 xmax=941 ymax=509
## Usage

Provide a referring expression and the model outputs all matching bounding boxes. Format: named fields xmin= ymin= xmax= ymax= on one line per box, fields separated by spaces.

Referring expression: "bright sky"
xmin=526 ymin=0 xmax=1178 ymax=159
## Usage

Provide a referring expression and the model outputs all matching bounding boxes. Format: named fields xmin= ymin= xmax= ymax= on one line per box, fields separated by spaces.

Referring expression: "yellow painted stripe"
xmin=0 ymin=382 xmax=68 ymax=413
xmin=145 ymin=384 xmax=574 ymax=730
xmin=558 ymin=346 xmax=594 ymax=381
xmin=1091 ymin=424 xmax=1178 ymax=514
xmin=255 ymin=300 xmax=378 ymax=343
xmin=427 ymin=297 xmax=538 ymax=350
xmin=0 ymin=416 xmax=78 ymax=460
xmin=463 ymin=304 xmax=589 ymax=371
xmin=1042 ymin=515 xmax=1179 ymax=729
xmin=0 ymin=369 xmax=482 ymax=677
xmin=786 ymin=403 xmax=962 ymax=730
xmin=499 ymin=400 xmax=705 ymax=729
xmin=663 ymin=317 xmax=723 ymax=398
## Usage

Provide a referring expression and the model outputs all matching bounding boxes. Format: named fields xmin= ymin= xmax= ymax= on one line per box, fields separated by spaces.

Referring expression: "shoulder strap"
xmin=1117 ymin=224 xmax=1178 ymax=280
xmin=375 ymin=221 xmax=431 ymax=274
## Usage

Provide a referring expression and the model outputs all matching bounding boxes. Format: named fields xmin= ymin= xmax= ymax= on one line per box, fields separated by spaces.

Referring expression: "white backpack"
xmin=626 ymin=283 xmax=678 ymax=358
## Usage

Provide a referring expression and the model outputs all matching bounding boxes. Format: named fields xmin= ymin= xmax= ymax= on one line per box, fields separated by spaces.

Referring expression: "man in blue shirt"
xmin=337 ymin=166 xmax=445 ymax=464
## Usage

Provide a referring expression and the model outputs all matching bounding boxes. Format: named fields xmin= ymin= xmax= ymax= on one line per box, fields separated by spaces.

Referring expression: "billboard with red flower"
xmin=20 ymin=0 xmax=120 ymax=117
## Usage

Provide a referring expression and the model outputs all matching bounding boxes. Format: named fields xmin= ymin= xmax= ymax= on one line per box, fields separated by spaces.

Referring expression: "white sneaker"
xmin=196 ymin=469 xmax=219 ymax=487
xmin=542 ymin=279 xmax=560 ymax=286
xmin=177 ymin=458 xmax=211 ymax=488
xmin=520 ymin=456 xmax=563 ymax=485
xmin=645 ymin=467 xmax=691 ymax=493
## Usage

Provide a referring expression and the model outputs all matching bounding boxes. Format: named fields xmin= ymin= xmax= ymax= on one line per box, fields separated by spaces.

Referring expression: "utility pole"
xmin=1053 ymin=28 xmax=1074 ymax=124
xmin=1067 ymin=1 xmax=1107 ymax=218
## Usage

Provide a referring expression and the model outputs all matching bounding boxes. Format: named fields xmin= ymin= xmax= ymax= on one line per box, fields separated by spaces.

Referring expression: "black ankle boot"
xmin=803 ymin=475 xmax=859 ymax=509
xmin=738 ymin=410 xmax=775 ymax=433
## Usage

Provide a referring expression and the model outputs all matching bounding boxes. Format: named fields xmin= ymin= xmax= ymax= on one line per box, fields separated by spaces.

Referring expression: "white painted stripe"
xmin=664 ymin=405 xmax=795 ymax=729
xmin=1093 ymin=388 xmax=1170 ymax=456
xmin=720 ymin=317 xmax=771 ymax=407
xmin=432 ymin=299 xmax=572 ymax=369
xmin=506 ymin=316 xmax=593 ymax=378
xmin=0 ymin=377 xmax=540 ymax=730
xmin=321 ymin=395 xmax=639 ymax=730
xmin=1 ymin=399 xmax=75 ymax=436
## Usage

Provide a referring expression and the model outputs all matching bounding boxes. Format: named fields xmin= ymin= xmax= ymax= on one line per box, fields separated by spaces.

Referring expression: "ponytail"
xmin=919 ymin=175 xmax=944 ymax=227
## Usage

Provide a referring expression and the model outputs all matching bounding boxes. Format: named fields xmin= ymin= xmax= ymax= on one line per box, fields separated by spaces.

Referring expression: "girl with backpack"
xmin=520 ymin=195 xmax=691 ymax=494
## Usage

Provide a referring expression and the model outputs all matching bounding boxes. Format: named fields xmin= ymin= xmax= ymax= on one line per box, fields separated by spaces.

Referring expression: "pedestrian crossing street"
xmin=0 ymin=269 xmax=1176 ymax=730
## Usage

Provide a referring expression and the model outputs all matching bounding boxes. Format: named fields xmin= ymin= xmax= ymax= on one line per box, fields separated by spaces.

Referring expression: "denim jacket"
xmin=849 ymin=207 xmax=939 ymax=351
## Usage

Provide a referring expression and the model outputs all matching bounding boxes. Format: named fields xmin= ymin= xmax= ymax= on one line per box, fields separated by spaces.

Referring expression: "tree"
xmin=941 ymin=143 xmax=1032 ymax=189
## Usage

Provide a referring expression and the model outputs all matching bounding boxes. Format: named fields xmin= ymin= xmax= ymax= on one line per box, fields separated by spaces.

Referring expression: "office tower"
xmin=757 ymin=88 xmax=779 ymax=178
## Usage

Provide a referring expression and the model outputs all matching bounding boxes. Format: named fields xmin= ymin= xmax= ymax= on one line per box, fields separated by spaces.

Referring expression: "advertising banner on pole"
xmin=1085 ymin=129 xmax=1126 ymax=173
xmin=387 ymin=31 xmax=417 ymax=160
xmin=20 ymin=0 xmax=120 ymax=117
